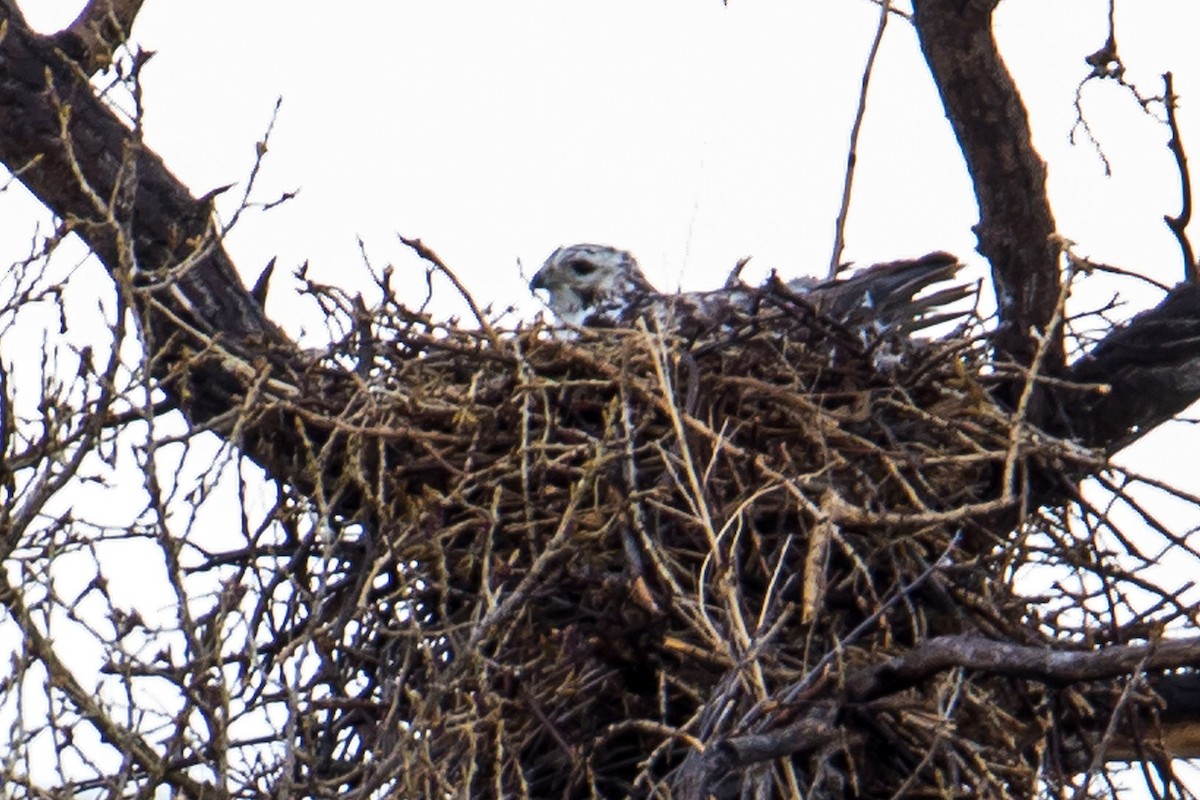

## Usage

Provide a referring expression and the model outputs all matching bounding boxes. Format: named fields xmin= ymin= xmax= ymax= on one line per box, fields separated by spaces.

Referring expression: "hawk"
xmin=529 ymin=243 xmax=971 ymax=338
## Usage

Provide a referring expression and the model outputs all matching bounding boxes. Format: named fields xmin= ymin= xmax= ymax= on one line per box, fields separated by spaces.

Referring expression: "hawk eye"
xmin=566 ymin=260 xmax=597 ymax=276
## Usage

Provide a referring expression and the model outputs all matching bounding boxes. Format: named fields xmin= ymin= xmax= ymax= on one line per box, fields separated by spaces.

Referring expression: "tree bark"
xmin=912 ymin=0 xmax=1063 ymax=375
xmin=53 ymin=0 xmax=148 ymax=73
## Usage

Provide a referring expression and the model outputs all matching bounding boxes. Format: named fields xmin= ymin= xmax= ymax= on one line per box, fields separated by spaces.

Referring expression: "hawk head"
xmin=529 ymin=244 xmax=658 ymax=327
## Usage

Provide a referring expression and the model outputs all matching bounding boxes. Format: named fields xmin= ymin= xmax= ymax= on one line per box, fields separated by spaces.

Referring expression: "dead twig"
xmin=1162 ymin=72 xmax=1197 ymax=283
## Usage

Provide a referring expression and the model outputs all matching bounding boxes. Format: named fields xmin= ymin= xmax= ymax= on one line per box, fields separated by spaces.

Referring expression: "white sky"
xmin=6 ymin=0 xmax=1200 ymax=794
xmin=19 ymin=0 xmax=1196 ymax=321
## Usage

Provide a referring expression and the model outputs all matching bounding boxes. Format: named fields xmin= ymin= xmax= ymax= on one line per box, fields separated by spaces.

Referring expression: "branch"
xmin=53 ymin=0 xmax=148 ymax=73
xmin=1162 ymin=72 xmax=1197 ymax=283
xmin=844 ymin=633 xmax=1200 ymax=704
xmin=687 ymin=636 xmax=1200 ymax=786
xmin=1066 ymin=281 xmax=1200 ymax=452
xmin=0 ymin=7 xmax=364 ymax=508
xmin=1121 ymin=672 xmax=1200 ymax=761
xmin=828 ymin=0 xmax=892 ymax=277
xmin=674 ymin=704 xmax=841 ymax=797
xmin=840 ymin=634 xmax=1200 ymax=763
xmin=0 ymin=7 xmax=275 ymax=350
xmin=909 ymin=6 xmax=1200 ymax=457
xmin=0 ymin=568 xmax=228 ymax=799
xmin=912 ymin=0 xmax=1062 ymax=372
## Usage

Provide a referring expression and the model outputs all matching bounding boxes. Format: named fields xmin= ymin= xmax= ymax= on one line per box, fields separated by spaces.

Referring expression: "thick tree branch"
xmin=684 ymin=636 xmax=1200 ymax=790
xmin=0 ymin=3 xmax=277 ymax=352
xmin=0 ymin=3 xmax=359 ymax=501
xmin=844 ymin=633 xmax=1200 ymax=704
xmin=908 ymin=4 xmax=1200 ymax=459
xmin=912 ymin=0 xmax=1062 ymax=372
xmin=1066 ymin=282 xmax=1200 ymax=452
xmin=52 ymin=0 xmax=148 ymax=73
xmin=843 ymin=635 xmax=1200 ymax=761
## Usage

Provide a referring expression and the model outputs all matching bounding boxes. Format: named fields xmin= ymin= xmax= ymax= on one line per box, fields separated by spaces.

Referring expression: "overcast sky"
xmin=5 ymin=0 xmax=1200 ymax=793
xmin=17 ymin=0 xmax=1197 ymax=327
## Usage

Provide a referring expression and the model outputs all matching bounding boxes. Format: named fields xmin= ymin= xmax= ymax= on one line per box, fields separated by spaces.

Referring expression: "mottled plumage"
xmin=529 ymin=243 xmax=970 ymax=337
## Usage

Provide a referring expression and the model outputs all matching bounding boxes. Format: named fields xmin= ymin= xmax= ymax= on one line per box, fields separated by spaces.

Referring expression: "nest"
xmin=241 ymin=279 xmax=1118 ymax=799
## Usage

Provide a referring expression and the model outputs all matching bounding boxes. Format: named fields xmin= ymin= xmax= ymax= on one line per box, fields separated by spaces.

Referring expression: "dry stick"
xmin=828 ymin=0 xmax=891 ymax=278
xmin=1000 ymin=251 xmax=1076 ymax=500
xmin=616 ymin=372 xmax=692 ymax=609
xmin=462 ymin=445 xmax=611 ymax=656
xmin=0 ymin=569 xmax=228 ymax=800
xmin=636 ymin=325 xmax=808 ymax=790
xmin=1070 ymin=651 xmax=1154 ymax=800
xmin=700 ymin=594 xmax=1032 ymax=782
xmin=398 ymin=235 xmax=501 ymax=347
xmin=884 ymin=669 xmax=967 ymax=800
xmin=568 ymin=338 xmax=1017 ymax=529
xmin=640 ymin=324 xmax=764 ymax=694
xmin=778 ymin=529 xmax=963 ymax=706
xmin=1162 ymin=72 xmax=1197 ymax=283
xmin=696 ymin=527 xmax=964 ymax=782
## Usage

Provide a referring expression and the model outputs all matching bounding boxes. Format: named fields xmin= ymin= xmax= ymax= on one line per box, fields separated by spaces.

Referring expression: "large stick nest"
xmin=230 ymin=274 xmax=1122 ymax=799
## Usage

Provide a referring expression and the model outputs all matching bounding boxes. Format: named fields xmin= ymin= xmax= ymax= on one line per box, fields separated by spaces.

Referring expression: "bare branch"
xmin=844 ymin=633 xmax=1200 ymax=703
xmin=828 ymin=0 xmax=892 ymax=278
xmin=1162 ymin=72 xmax=1197 ymax=283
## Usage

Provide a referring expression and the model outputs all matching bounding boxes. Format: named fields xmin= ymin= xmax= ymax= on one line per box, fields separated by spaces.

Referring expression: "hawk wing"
xmin=803 ymin=252 xmax=974 ymax=334
xmin=627 ymin=252 xmax=970 ymax=338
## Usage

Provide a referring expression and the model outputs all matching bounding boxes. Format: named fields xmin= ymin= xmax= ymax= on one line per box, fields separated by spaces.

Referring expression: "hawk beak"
xmin=529 ymin=271 xmax=547 ymax=292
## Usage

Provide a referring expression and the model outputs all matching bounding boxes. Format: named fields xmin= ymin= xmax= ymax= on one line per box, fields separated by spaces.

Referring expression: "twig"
xmin=1162 ymin=73 xmax=1197 ymax=283
xmin=1070 ymin=651 xmax=1154 ymax=800
xmin=221 ymin=98 xmax=295 ymax=235
xmin=791 ymin=529 xmax=961 ymax=703
xmin=828 ymin=0 xmax=892 ymax=278
xmin=398 ymin=235 xmax=500 ymax=346
xmin=863 ymin=0 xmax=910 ymax=20
xmin=1000 ymin=249 xmax=1075 ymax=497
